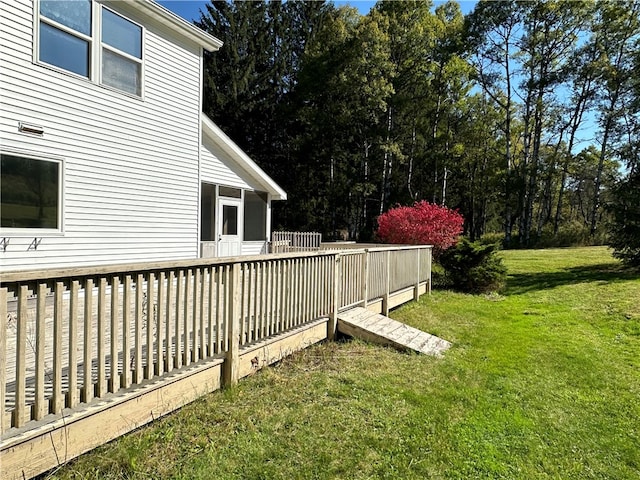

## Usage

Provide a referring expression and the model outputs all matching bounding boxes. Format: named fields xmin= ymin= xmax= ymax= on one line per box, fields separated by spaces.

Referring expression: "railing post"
xmin=15 ymin=285 xmax=28 ymax=427
xmin=224 ymin=262 xmax=241 ymax=386
xmin=427 ymin=247 xmax=432 ymax=295
xmin=0 ymin=287 xmax=7 ymax=435
xmin=361 ymin=249 xmax=369 ymax=308
xmin=329 ymin=254 xmax=341 ymax=340
xmin=382 ymin=250 xmax=390 ymax=316
xmin=414 ymin=248 xmax=420 ymax=301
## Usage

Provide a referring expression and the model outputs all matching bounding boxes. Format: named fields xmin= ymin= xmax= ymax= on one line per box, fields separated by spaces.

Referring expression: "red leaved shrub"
xmin=376 ymin=201 xmax=464 ymax=256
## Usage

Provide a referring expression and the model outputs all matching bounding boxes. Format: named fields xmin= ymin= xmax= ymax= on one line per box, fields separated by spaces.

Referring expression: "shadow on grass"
xmin=506 ymin=263 xmax=640 ymax=295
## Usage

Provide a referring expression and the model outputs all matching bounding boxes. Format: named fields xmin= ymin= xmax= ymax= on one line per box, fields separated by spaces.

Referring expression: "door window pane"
xmin=102 ymin=48 xmax=141 ymax=95
xmin=39 ymin=22 xmax=89 ymax=77
xmin=102 ymin=8 xmax=142 ymax=58
xmin=40 ymin=0 xmax=91 ymax=36
xmin=222 ymin=205 xmax=238 ymax=235
xmin=1 ymin=154 xmax=60 ymax=229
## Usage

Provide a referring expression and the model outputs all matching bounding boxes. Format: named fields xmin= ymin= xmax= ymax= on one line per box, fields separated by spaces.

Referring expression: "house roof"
xmin=110 ymin=0 xmax=223 ymax=52
xmin=201 ymin=115 xmax=287 ymax=201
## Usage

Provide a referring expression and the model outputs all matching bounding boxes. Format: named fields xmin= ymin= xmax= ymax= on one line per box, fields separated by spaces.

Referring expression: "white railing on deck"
xmin=271 ymin=231 xmax=322 ymax=253
xmin=1 ymin=245 xmax=431 ymax=435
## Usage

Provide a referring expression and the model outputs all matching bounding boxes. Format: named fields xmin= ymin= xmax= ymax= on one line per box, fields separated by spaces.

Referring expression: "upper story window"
xmin=37 ymin=1 xmax=143 ymax=97
xmin=101 ymin=9 xmax=142 ymax=95
xmin=39 ymin=0 xmax=92 ymax=77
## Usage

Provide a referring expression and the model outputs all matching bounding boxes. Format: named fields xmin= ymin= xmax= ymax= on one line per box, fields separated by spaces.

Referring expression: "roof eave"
xmin=120 ymin=0 xmax=223 ymax=52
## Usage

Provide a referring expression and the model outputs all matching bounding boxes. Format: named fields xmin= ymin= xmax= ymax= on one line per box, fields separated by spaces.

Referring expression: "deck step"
xmin=337 ymin=307 xmax=451 ymax=356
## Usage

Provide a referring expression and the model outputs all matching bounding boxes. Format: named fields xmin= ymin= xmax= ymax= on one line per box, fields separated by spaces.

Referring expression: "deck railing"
xmin=1 ymin=245 xmax=431 ymax=437
xmin=271 ymin=231 xmax=322 ymax=253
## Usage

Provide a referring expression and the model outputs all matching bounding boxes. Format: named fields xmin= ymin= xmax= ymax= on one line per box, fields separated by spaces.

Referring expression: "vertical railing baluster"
xmin=146 ymin=273 xmax=155 ymax=378
xmin=215 ymin=267 xmax=223 ymax=354
xmin=83 ymin=278 xmax=94 ymax=403
xmin=166 ymin=271 xmax=175 ymax=372
xmin=265 ymin=261 xmax=271 ymax=336
xmin=0 ymin=287 xmax=6 ymax=434
xmin=192 ymin=268 xmax=200 ymax=363
xmin=175 ymin=270 xmax=183 ymax=369
xmin=314 ymin=257 xmax=320 ymax=318
xmin=134 ymin=274 xmax=144 ymax=384
xmin=223 ymin=265 xmax=230 ymax=352
xmin=427 ymin=247 xmax=432 ymax=294
xmin=254 ymin=262 xmax=260 ymax=341
xmin=267 ymin=261 xmax=273 ymax=336
xmin=110 ymin=276 xmax=120 ymax=393
xmin=15 ymin=285 xmax=28 ymax=427
xmin=68 ymin=280 xmax=79 ymax=407
xmin=183 ymin=269 xmax=192 ymax=367
xmin=414 ymin=249 xmax=420 ymax=301
xmin=291 ymin=259 xmax=298 ymax=328
xmin=52 ymin=282 xmax=64 ymax=413
xmin=208 ymin=267 xmax=215 ymax=356
xmin=199 ymin=268 xmax=206 ymax=359
xmin=260 ymin=262 xmax=266 ymax=339
xmin=122 ymin=275 xmax=132 ymax=388
xmin=383 ymin=250 xmax=391 ymax=316
xmin=156 ymin=272 xmax=165 ymax=376
xmin=303 ymin=258 xmax=308 ymax=322
xmin=362 ymin=250 xmax=369 ymax=308
xmin=35 ymin=282 xmax=47 ymax=420
xmin=290 ymin=259 xmax=296 ymax=329
xmin=97 ymin=278 xmax=107 ymax=398
xmin=274 ymin=260 xmax=281 ymax=334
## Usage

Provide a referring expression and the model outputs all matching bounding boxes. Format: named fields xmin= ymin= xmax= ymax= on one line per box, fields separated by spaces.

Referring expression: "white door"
xmin=218 ymin=198 xmax=242 ymax=257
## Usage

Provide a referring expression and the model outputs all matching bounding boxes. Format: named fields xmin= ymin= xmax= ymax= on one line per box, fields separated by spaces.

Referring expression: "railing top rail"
xmin=0 ymin=250 xmax=337 ymax=285
xmin=364 ymin=245 xmax=433 ymax=253
xmin=321 ymin=243 xmax=432 ymax=251
xmin=0 ymin=244 xmax=432 ymax=285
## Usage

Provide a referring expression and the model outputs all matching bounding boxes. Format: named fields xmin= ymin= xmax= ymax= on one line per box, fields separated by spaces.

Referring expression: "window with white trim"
xmin=1 ymin=153 xmax=62 ymax=232
xmin=37 ymin=0 xmax=143 ymax=96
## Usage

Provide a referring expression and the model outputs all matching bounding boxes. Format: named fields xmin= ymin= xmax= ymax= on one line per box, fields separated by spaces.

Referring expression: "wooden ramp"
xmin=337 ymin=307 xmax=451 ymax=356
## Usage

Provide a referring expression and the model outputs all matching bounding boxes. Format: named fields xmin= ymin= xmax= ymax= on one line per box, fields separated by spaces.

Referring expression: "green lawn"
xmin=50 ymin=247 xmax=640 ymax=479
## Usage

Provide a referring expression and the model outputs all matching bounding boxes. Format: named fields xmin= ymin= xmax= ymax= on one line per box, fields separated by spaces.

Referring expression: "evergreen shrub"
xmin=439 ymin=238 xmax=507 ymax=293
xmin=608 ymin=171 xmax=640 ymax=267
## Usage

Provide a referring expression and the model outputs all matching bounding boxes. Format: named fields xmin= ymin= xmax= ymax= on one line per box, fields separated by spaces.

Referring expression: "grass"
xmin=48 ymin=247 xmax=640 ymax=479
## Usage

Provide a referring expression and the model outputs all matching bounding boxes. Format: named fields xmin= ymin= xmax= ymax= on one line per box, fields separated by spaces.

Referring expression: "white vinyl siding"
xmin=0 ymin=0 xmax=202 ymax=270
xmin=201 ymin=137 xmax=255 ymax=191
xmin=241 ymin=242 xmax=268 ymax=256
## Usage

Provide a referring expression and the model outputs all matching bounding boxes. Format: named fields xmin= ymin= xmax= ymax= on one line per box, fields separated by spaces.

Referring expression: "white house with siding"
xmin=0 ymin=0 xmax=286 ymax=272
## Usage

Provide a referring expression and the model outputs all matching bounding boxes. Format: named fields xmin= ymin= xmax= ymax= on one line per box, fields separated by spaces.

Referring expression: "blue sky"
xmin=158 ymin=1 xmax=478 ymax=23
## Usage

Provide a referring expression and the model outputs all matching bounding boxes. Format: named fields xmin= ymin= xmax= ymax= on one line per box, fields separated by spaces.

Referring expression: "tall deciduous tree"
xmin=590 ymin=0 xmax=640 ymax=236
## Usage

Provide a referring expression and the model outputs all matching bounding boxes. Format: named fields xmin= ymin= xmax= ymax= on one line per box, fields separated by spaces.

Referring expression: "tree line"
xmin=196 ymin=0 xmax=640 ymax=247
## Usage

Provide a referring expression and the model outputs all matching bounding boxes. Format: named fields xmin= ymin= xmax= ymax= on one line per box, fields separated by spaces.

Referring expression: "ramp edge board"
xmin=337 ymin=307 xmax=451 ymax=357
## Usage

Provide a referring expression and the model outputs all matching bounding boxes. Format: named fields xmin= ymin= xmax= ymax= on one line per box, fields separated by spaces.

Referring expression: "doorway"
xmin=217 ymin=197 xmax=242 ymax=256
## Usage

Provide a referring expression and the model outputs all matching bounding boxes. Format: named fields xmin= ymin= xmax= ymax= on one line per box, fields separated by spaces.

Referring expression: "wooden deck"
xmin=337 ymin=307 xmax=450 ymax=356
xmin=2 ymin=245 xmax=434 ymax=480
